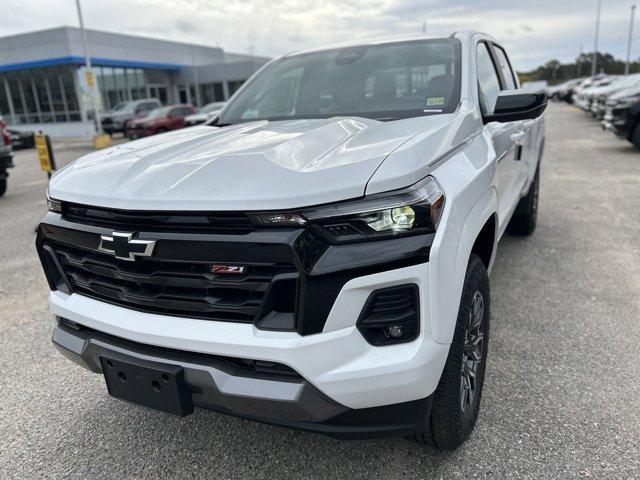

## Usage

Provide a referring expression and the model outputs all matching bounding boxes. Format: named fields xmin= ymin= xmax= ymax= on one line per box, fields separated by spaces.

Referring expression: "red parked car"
xmin=125 ymin=104 xmax=196 ymax=139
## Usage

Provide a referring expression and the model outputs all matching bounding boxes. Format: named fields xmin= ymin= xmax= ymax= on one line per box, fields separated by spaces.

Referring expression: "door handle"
xmin=510 ymin=131 xmax=525 ymax=143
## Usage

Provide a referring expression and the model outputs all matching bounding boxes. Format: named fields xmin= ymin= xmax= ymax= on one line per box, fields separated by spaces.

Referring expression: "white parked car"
xmin=572 ymin=76 xmax=615 ymax=111
xmin=184 ymin=101 xmax=226 ymax=126
xmin=38 ymin=31 xmax=546 ymax=450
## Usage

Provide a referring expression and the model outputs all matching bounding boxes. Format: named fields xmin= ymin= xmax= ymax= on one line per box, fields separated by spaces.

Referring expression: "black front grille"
xmin=48 ymin=241 xmax=297 ymax=325
xmin=62 ymin=202 xmax=255 ymax=234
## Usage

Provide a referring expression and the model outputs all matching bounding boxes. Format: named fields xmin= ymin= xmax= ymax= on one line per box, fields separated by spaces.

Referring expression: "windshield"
xmin=146 ymin=107 xmax=172 ymax=119
xmin=217 ymin=38 xmax=461 ymax=124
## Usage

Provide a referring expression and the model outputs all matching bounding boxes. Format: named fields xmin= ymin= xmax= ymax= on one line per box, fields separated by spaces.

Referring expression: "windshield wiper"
xmin=209 ymin=118 xmax=235 ymax=127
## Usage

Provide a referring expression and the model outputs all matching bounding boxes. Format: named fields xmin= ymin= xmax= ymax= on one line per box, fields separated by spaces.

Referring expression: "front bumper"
xmin=602 ymin=107 xmax=632 ymax=137
xmin=52 ymin=311 xmax=435 ymax=439
xmin=38 ymin=210 xmax=448 ymax=411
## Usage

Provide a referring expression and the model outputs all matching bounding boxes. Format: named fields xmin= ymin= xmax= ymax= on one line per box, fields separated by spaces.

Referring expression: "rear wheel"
xmin=507 ymin=167 xmax=539 ymax=236
xmin=412 ymin=254 xmax=490 ymax=450
xmin=0 ymin=176 xmax=7 ymax=197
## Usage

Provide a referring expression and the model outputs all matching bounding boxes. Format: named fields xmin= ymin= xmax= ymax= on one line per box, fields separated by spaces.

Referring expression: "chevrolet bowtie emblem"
xmin=98 ymin=232 xmax=156 ymax=261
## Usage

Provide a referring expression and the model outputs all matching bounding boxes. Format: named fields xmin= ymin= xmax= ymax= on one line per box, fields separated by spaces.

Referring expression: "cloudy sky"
xmin=0 ymin=0 xmax=637 ymax=71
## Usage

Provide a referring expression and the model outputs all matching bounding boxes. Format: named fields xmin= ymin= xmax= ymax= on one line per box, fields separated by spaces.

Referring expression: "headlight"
xmin=249 ymin=176 xmax=445 ymax=242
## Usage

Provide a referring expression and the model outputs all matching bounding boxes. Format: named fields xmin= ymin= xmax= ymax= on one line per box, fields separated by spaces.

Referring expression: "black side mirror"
xmin=483 ymin=89 xmax=547 ymax=124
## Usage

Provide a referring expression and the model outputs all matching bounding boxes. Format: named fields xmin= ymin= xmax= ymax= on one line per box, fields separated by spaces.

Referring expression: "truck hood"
xmin=50 ymin=114 xmax=465 ymax=211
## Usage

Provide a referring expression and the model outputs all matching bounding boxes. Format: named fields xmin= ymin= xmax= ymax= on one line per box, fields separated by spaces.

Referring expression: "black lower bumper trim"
xmin=205 ymin=396 xmax=432 ymax=440
xmin=52 ymin=321 xmax=432 ymax=439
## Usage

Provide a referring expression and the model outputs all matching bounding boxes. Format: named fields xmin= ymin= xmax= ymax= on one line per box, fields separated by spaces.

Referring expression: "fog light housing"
xmin=357 ymin=284 xmax=419 ymax=346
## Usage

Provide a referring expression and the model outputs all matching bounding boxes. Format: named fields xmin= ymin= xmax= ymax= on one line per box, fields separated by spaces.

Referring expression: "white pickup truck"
xmin=37 ymin=31 xmax=546 ymax=450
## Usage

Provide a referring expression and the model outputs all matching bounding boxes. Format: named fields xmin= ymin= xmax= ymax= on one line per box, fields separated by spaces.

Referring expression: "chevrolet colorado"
xmin=37 ymin=32 xmax=546 ymax=450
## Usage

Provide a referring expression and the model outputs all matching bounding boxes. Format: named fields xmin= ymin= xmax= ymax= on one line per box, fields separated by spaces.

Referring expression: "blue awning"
xmin=0 ymin=56 xmax=183 ymax=72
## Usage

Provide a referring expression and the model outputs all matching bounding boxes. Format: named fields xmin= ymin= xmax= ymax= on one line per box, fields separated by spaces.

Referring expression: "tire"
xmin=0 ymin=177 xmax=7 ymax=197
xmin=630 ymin=123 xmax=640 ymax=151
xmin=412 ymin=254 xmax=490 ymax=450
xmin=507 ymin=167 xmax=539 ymax=236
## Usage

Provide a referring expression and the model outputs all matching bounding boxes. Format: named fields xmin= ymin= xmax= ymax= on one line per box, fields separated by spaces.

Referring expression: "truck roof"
xmin=283 ymin=31 xmax=486 ymax=58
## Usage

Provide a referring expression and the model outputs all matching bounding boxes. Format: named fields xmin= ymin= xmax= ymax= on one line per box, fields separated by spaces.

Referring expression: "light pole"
xmin=625 ymin=4 xmax=637 ymax=75
xmin=592 ymin=0 xmax=602 ymax=76
xmin=74 ymin=0 xmax=103 ymax=137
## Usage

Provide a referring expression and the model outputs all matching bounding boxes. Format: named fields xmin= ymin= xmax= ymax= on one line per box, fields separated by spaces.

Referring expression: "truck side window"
xmin=493 ymin=46 xmax=517 ymax=90
xmin=476 ymin=43 xmax=502 ymax=115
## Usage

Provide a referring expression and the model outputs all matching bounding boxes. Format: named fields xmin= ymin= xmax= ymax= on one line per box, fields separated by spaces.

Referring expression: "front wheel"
xmin=412 ymin=254 xmax=490 ymax=450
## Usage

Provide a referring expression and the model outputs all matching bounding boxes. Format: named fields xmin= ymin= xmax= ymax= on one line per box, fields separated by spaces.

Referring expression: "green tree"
xmin=519 ymin=52 xmax=640 ymax=84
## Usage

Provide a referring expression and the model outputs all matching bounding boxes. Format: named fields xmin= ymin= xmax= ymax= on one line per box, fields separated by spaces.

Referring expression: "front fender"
xmin=428 ymin=136 xmax=498 ymax=344
xmin=428 ymin=188 xmax=497 ymax=344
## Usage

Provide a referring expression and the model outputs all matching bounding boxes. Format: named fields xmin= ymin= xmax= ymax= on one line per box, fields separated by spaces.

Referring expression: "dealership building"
xmin=0 ymin=27 xmax=269 ymax=137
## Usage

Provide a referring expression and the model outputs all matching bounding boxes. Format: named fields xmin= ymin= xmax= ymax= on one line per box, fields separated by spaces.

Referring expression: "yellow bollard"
xmin=92 ymin=134 xmax=112 ymax=150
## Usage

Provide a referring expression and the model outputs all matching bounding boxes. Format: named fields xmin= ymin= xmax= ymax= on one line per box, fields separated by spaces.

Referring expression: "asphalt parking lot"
xmin=1 ymin=104 xmax=639 ymax=479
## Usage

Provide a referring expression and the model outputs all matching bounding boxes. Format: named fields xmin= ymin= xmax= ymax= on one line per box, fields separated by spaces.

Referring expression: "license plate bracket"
xmin=100 ymin=354 xmax=194 ymax=416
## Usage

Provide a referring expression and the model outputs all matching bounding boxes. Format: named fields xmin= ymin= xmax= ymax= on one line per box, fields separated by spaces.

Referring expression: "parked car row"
xmin=101 ymin=99 xmax=225 ymax=138
xmin=548 ymin=74 xmax=640 ymax=150
xmin=101 ymin=99 xmax=162 ymax=135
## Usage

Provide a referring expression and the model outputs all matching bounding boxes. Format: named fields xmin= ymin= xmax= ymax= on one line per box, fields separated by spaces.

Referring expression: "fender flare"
xmin=430 ymin=187 xmax=498 ymax=344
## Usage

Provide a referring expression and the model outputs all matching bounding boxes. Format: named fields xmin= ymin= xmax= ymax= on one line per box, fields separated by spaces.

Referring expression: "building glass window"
xmin=5 ymin=73 xmax=25 ymax=123
xmin=35 ymin=73 xmax=54 ymax=122
xmin=200 ymin=83 xmax=224 ymax=104
xmin=59 ymin=68 xmax=80 ymax=120
xmin=48 ymin=68 xmax=69 ymax=121
xmin=114 ymin=68 xmax=126 ymax=102
xmin=20 ymin=75 xmax=38 ymax=122
xmin=0 ymin=77 xmax=9 ymax=117
xmin=178 ymin=86 xmax=188 ymax=104
xmin=189 ymin=85 xmax=198 ymax=105
xmin=228 ymin=80 xmax=245 ymax=96
xmin=130 ymin=69 xmax=146 ymax=100
xmin=149 ymin=85 xmax=167 ymax=104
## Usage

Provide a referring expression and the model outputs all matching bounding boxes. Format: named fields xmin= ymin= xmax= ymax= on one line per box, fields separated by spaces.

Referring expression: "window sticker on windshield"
xmin=427 ymin=97 xmax=445 ymax=106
